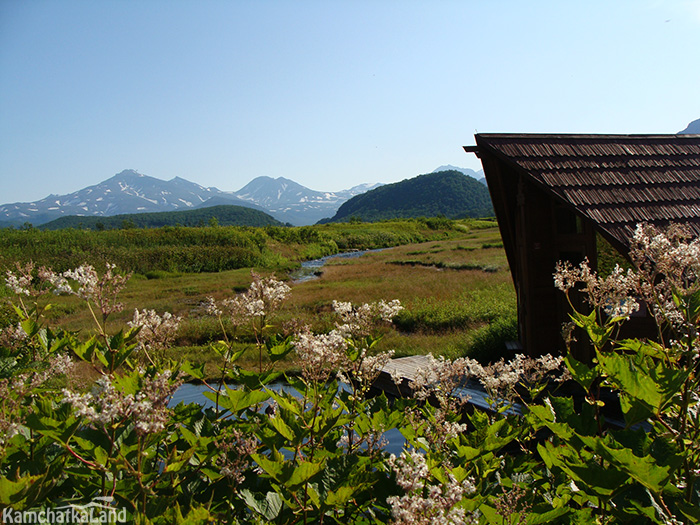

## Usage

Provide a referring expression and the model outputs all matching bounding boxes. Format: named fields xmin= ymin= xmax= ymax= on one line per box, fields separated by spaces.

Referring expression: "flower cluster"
xmin=470 ymin=353 xmax=569 ymax=405
xmin=387 ymin=449 xmax=476 ymax=525
xmin=554 ymin=223 xmax=700 ymax=359
xmin=338 ymin=346 xmax=395 ymax=392
xmin=404 ymin=355 xmax=474 ymax=449
xmin=244 ymin=271 xmax=291 ymax=319
xmin=215 ymin=428 xmax=257 ymax=484
xmin=128 ymin=309 xmax=181 ymax=355
xmin=0 ymin=322 xmax=28 ymax=351
xmin=494 ymin=484 xmax=531 ymax=525
xmin=332 ymin=299 xmax=403 ymax=338
xmin=554 ymin=258 xmax=639 ymax=319
xmin=4 ymin=262 xmax=68 ymax=298
xmin=4 ymin=262 xmax=34 ymax=296
xmin=408 ymin=354 xmax=476 ymax=404
xmin=0 ymin=353 xmax=73 ymax=447
xmin=202 ymin=272 xmax=290 ymax=327
xmin=62 ymin=370 xmax=182 ymax=436
xmin=629 ymin=223 xmax=700 ymax=340
xmin=293 ymin=328 xmax=348 ymax=382
xmin=60 ymin=263 xmax=131 ymax=320
xmin=293 ymin=300 xmax=402 ymax=385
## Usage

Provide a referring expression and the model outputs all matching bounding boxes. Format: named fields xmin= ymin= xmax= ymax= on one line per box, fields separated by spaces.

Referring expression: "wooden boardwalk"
xmin=372 ymin=355 xmax=432 ymax=398
xmin=373 ymin=355 xmax=635 ymax=427
xmin=372 ymin=355 xmax=521 ymax=415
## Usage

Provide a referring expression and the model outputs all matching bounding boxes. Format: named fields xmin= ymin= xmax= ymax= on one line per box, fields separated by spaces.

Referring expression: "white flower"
xmin=129 ymin=308 xmax=181 ymax=351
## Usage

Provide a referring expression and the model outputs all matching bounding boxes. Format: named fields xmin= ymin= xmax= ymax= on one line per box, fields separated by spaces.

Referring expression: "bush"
xmin=465 ymin=315 xmax=518 ymax=363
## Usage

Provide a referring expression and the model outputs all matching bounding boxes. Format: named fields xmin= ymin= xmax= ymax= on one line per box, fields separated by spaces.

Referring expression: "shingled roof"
xmin=473 ymin=133 xmax=700 ymax=248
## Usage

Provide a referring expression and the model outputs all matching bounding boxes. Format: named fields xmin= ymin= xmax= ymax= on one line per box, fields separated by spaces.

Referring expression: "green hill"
xmin=320 ymin=170 xmax=493 ymax=223
xmin=40 ymin=205 xmax=283 ymax=230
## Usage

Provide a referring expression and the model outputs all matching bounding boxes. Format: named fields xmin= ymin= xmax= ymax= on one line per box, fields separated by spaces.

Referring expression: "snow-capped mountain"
xmin=0 ymin=170 xmax=380 ymax=227
xmin=0 ymin=170 xmax=256 ymax=226
xmin=231 ymin=176 xmax=382 ymax=225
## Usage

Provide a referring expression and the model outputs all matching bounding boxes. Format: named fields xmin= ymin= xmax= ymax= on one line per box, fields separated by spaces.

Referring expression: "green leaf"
xmin=269 ymin=390 xmax=303 ymax=416
xmin=538 ymin=441 xmax=628 ymax=497
xmin=180 ymin=360 xmax=206 ymax=380
xmin=266 ymin=335 xmax=294 ymax=362
xmin=596 ymin=350 xmax=688 ymax=414
xmin=269 ymin=413 xmax=296 ymax=442
xmin=325 ymin=485 xmax=355 ymax=506
xmin=565 ymin=354 xmax=597 ymax=391
xmin=676 ymin=499 xmax=700 ymax=522
xmin=252 ymin=455 xmax=324 ymax=490
xmin=20 ymin=318 xmax=39 ymax=339
xmin=240 ymin=490 xmax=283 ymax=521
xmin=526 ymin=506 xmax=570 ymax=524
xmin=202 ymin=385 xmax=269 ymax=413
xmin=286 ymin=461 xmax=324 ymax=489
xmin=165 ymin=446 xmax=197 ymax=473
xmin=618 ymin=392 xmax=652 ymax=426
xmin=0 ymin=475 xmax=42 ymax=506
xmin=617 ymin=339 xmax=665 ymax=360
xmin=570 ymin=310 xmax=613 ymax=348
xmin=672 ymin=288 xmax=700 ymax=325
xmin=251 ymin=454 xmax=284 ymax=479
xmin=578 ymin=434 xmax=679 ymax=493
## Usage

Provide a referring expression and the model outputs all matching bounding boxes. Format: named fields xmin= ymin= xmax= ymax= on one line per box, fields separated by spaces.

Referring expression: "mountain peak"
xmin=432 ymin=165 xmax=482 ymax=178
xmin=114 ymin=169 xmax=144 ymax=178
xmin=679 ymin=118 xmax=700 ymax=134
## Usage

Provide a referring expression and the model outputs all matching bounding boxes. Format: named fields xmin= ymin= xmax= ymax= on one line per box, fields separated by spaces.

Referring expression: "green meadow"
xmin=0 ymin=218 xmax=516 ymax=379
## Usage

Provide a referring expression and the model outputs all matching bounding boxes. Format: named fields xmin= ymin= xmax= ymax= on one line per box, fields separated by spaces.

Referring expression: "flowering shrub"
xmin=0 ymin=222 xmax=698 ymax=523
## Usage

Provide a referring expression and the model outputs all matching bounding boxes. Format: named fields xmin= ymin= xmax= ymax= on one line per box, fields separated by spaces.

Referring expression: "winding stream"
xmin=290 ymin=249 xmax=383 ymax=283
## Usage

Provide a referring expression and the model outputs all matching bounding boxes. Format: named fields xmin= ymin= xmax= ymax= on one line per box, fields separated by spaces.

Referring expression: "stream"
xmin=290 ymin=249 xmax=383 ymax=283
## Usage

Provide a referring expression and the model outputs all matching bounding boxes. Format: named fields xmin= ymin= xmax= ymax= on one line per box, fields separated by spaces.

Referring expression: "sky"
xmin=1 ymin=0 xmax=699 ymax=204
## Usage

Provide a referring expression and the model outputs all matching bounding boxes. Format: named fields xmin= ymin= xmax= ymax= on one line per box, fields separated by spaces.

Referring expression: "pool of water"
xmin=170 ymin=381 xmax=406 ymax=455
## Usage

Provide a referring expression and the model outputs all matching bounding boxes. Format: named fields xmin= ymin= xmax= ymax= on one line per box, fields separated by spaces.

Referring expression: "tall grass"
xmin=0 ymin=219 xmax=472 ymax=274
xmin=394 ymin=284 xmax=515 ymax=333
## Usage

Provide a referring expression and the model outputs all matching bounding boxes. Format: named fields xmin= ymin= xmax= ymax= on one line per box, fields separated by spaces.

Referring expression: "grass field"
xmin=2 ymin=219 xmax=517 ymax=378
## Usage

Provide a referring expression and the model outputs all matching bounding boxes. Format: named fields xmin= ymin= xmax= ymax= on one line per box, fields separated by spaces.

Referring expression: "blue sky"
xmin=1 ymin=0 xmax=699 ymax=203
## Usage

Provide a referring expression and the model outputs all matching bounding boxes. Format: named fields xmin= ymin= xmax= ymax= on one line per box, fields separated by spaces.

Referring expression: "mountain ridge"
xmin=40 ymin=204 xmax=282 ymax=230
xmin=0 ymin=170 xmax=371 ymax=227
xmin=320 ymin=170 xmax=493 ymax=223
xmin=0 ymin=166 xmax=476 ymax=227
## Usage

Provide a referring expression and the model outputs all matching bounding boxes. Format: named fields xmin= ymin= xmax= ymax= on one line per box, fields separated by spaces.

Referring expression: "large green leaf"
xmin=538 ymin=441 xmax=628 ymax=497
xmin=596 ymin=350 xmax=687 ymax=414
xmin=0 ymin=475 xmax=43 ymax=507
xmin=268 ymin=413 xmax=296 ymax=442
xmin=286 ymin=461 xmax=325 ymax=489
xmin=578 ymin=434 xmax=680 ymax=493
xmin=240 ymin=490 xmax=283 ymax=521
xmin=565 ymin=354 xmax=597 ymax=391
xmin=202 ymin=385 xmax=269 ymax=413
xmin=252 ymin=454 xmax=324 ymax=490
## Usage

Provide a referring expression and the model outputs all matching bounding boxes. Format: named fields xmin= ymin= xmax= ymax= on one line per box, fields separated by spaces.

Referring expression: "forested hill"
xmin=319 ymin=170 xmax=493 ymax=223
xmin=39 ymin=205 xmax=283 ymax=230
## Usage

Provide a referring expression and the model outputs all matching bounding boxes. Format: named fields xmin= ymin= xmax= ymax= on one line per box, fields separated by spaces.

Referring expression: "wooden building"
xmin=465 ymin=134 xmax=700 ymax=359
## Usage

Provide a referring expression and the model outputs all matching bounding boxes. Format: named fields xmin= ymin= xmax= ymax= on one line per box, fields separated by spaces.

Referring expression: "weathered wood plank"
xmin=372 ymin=355 xmax=431 ymax=397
